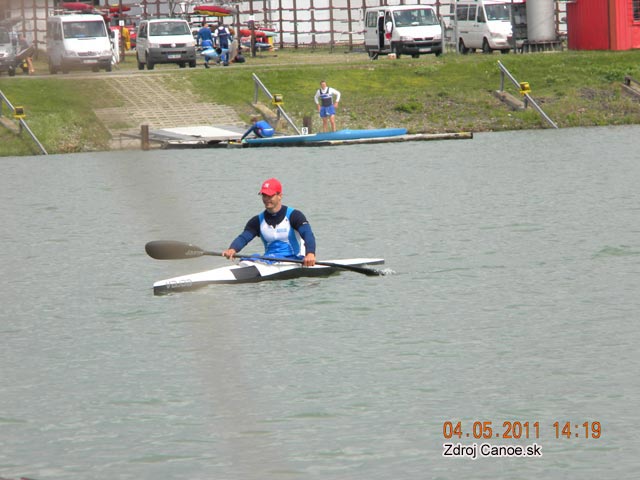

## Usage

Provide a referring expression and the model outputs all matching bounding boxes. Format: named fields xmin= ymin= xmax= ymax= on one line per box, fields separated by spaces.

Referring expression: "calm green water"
xmin=1 ymin=126 xmax=639 ymax=479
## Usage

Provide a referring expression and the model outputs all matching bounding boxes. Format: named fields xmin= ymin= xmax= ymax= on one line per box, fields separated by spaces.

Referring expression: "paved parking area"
xmin=94 ymin=74 xmax=244 ymax=149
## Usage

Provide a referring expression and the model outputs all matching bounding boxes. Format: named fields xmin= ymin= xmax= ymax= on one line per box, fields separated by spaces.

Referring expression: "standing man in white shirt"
xmin=314 ymin=80 xmax=341 ymax=132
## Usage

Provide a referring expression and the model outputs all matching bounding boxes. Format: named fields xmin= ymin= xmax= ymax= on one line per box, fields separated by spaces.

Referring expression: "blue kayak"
xmin=245 ymin=128 xmax=408 ymax=146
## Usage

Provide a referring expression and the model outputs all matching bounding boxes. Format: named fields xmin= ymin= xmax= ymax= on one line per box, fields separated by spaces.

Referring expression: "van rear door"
xmin=364 ymin=9 xmax=386 ymax=54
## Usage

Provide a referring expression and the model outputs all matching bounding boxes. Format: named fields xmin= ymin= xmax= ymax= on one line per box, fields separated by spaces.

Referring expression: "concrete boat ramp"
xmin=148 ymin=126 xmax=473 ymax=149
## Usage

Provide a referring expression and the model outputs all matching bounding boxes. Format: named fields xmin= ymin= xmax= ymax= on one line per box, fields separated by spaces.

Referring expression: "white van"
xmin=455 ymin=0 xmax=520 ymax=54
xmin=136 ymin=18 xmax=196 ymax=70
xmin=46 ymin=14 xmax=114 ymax=73
xmin=364 ymin=5 xmax=443 ymax=59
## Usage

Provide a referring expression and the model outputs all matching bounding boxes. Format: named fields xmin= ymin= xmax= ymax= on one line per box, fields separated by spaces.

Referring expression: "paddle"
xmin=145 ymin=240 xmax=385 ymax=276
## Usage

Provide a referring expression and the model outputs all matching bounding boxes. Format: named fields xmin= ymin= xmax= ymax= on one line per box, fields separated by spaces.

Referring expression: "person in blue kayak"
xmin=240 ymin=116 xmax=275 ymax=142
xmin=314 ymin=80 xmax=341 ymax=132
xmin=222 ymin=178 xmax=317 ymax=267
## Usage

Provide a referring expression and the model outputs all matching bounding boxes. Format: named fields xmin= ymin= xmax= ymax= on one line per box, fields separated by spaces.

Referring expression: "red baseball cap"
xmin=259 ymin=178 xmax=282 ymax=195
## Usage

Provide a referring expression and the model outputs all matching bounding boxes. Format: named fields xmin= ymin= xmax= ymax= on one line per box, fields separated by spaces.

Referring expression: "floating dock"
xmin=148 ymin=125 xmax=244 ymax=149
xmin=148 ymin=125 xmax=473 ymax=149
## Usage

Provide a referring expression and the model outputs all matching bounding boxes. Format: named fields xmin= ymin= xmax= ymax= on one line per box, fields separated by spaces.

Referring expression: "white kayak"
xmin=153 ymin=257 xmax=385 ymax=295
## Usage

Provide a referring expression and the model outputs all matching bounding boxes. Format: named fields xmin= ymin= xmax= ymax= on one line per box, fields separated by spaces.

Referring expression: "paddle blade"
xmin=356 ymin=266 xmax=386 ymax=276
xmin=145 ymin=240 xmax=205 ymax=260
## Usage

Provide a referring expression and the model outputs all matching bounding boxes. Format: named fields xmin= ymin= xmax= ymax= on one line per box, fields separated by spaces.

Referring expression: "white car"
xmin=136 ymin=18 xmax=196 ymax=70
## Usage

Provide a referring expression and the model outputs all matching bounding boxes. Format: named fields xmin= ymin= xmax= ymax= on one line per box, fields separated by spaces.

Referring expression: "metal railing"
xmin=497 ymin=60 xmax=558 ymax=129
xmin=252 ymin=73 xmax=301 ymax=135
xmin=622 ymin=75 xmax=640 ymax=100
xmin=0 ymin=89 xmax=48 ymax=154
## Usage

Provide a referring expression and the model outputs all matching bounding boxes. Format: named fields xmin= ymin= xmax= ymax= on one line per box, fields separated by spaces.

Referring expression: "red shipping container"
xmin=567 ymin=0 xmax=640 ymax=50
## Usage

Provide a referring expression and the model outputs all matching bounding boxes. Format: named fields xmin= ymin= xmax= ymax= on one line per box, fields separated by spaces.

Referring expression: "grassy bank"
xmin=2 ymin=48 xmax=640 ymax=156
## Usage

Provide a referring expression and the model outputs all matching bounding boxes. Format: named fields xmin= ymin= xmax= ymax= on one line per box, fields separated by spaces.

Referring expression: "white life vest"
xmin=259 ymin=207 xmax=305 ymax=257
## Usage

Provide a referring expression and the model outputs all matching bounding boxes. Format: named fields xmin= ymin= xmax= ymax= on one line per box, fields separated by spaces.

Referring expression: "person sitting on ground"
xmin=231 ymin=45 xmax=245 ymax=63
xmin=240 ymin=116 xmax=274 ymax=142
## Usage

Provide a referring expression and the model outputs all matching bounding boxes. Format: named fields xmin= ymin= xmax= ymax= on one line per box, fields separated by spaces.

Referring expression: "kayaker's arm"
xmin=226 ymin=230 xmax=256 ymax=255
xmin=291 ymin=210 xmax=316 ymax=267
xmin=290 ymin=210 xmax=316 ymax=254
xmin=224 ymin=216 xmax=260 ymax=258
xmin=297 ymin=223 xmax=316 ymax=255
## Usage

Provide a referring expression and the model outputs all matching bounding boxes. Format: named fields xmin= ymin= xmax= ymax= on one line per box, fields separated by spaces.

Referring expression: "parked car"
xmin=0 ymin=28 xmax=17 ymax=76
xmin=136 ymin=18 xmax=196 ymax=70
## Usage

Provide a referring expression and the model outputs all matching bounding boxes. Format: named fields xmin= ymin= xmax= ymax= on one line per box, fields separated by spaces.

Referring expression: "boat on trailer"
xmin=153 ymin=257 xmax=385 ymax=295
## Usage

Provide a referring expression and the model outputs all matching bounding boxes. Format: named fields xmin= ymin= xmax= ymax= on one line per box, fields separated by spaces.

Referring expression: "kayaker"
xmin=314 ymin=80 xmax=341 ymax=132
xmin=222 ymin=178 xmax=317 ymax=267
xmin=240 ymin=116 xmax=275 ymax=142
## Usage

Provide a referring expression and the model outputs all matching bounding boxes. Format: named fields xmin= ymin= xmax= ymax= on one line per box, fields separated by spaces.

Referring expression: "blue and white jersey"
xmin=259 ymin=207 xmax=302 ymax=256
xmin=229 ymin=205 xmax=316 ymax=258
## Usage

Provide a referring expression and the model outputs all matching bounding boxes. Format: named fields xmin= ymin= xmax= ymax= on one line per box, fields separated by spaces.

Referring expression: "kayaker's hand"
xmin=303 ymin=252 xmax=316 ymax=267
xmin=222 ymin=248 xmax=236 ymax=259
